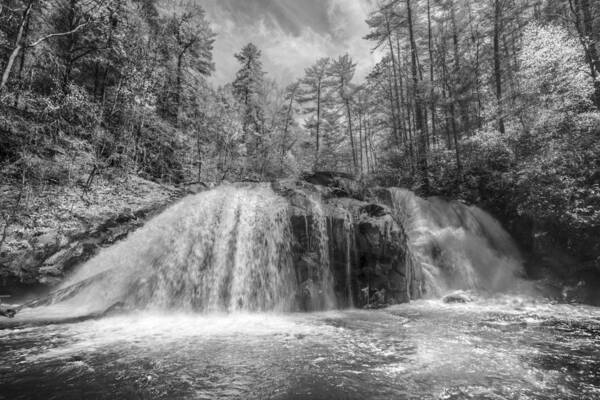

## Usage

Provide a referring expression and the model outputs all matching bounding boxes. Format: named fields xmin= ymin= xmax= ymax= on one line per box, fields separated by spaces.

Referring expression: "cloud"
xmin=326 ymin=0 xmax=379 ymax=80
xmin=200 ymin=0 xmax=380 ymax=86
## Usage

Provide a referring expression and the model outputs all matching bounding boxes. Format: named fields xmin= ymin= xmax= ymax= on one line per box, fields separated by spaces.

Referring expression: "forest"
xmin=0 ymin=0 xmax=599 ymax=273
xmin=2 ymin=2 xmax=600 ymax=398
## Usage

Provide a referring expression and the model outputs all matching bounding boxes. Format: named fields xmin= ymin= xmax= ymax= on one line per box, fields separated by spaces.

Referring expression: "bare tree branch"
xmin=27 ymin=22 xmax=89 ymax=47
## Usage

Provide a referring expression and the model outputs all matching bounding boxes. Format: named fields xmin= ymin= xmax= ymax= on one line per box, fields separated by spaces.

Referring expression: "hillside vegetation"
xmin=1 ymin=0 xmax=599 ymax=284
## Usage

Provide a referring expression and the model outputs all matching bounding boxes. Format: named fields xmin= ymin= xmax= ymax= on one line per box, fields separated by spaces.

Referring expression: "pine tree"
xmin=297 ymin=57 xmax=334 ymax=169
xmin=330 ymin=54 xmax=358 ymax=174
xmin=232 ymin=42 xmax=265 ymax=152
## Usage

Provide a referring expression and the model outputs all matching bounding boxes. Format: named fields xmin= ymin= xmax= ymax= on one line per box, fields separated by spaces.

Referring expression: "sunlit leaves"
xmin=519 ymin=23 xmax=594 ymax=112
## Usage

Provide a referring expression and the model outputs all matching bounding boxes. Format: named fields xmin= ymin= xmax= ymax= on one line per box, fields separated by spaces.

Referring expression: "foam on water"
xmin=3 ymin=299 xmax=599 ymax=400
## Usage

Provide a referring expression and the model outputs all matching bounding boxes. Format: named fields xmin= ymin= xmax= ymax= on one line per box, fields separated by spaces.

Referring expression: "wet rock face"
xmin=355 ymin=208 xmax=412 ymax=305
xmin=273 ymin=180 xmax=420 ymax=309
xmin=0 ymin=204 xmax=171 ymax=294
xmin=300 ymin=171 xmax=362 ymax=199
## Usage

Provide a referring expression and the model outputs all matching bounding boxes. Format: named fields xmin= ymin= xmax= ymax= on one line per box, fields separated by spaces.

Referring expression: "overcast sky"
xmin=199 ymin=0 xmax=379 ymax=86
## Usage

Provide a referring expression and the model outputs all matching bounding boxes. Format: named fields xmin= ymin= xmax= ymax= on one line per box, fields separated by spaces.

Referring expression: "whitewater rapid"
xmin=2 ymin=298 xmax=600 ymax=399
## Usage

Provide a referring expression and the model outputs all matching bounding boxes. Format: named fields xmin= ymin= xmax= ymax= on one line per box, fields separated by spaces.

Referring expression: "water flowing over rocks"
xmin=2 ymin=175 xmax=529 ymax=317
xmin=442 ymin=290 xmax=474 ymax=303
xmin=272 ymin=179 xmax=420 ymax=309
xmin=383 ymin=188 xmax=524 ymax=297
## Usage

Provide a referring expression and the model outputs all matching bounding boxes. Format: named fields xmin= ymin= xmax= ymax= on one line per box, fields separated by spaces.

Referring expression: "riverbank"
xmin=0 ymin=175 xmax=179 ymax=296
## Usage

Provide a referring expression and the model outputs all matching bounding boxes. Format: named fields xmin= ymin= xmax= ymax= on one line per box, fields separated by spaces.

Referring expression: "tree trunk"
xmin=0 ymin=1 xmax=34 ymax=92
xmin=441 ymin=34 xmax=462 ymax=179
xmin=384 ymin=13 xmax=403 ymax=149
xmin=494 ymin=0 xmax=506 ymax=133
xmin=61 ymin=0 xmax=80 ymax=93
xmin=176 ymin=52 xmax=184 ymax=125
xmin=13 ymin=16 xmax=30 ymax=107
xmin=315 ymin=80 xmax=322 ymax=168
xmin=345 ymin=97 xmax=358 ymax=174
xmin=280 ymin=86 xmax=297 ymax=173
xmin=384 ymin=59 xmax=402 ymax=149
xmin=407 ymin=0 xmax=429 ymax=190
xmin=427 ymin=0 xmax=436 ymax=147
xmin=467 ymin=0 xmax=483 ymax=128
xmin=403 ymin=69 xmax=415 ymax=174
xmin=450 ymin=1 xmax=470 ymax=134
xmin=358 ymin=108 xmax=364 ymax=174
xmin=578 ymin=0 xmax=600 ymax=108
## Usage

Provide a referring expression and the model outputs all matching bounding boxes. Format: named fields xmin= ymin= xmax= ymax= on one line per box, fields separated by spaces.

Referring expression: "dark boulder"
xmin=442 ymin=290 xmax=473 ymax=303
xmin=300 ymin=171 xmax=363 ymax=199
xmin=277 ymin=180 xmax=421 ymax=309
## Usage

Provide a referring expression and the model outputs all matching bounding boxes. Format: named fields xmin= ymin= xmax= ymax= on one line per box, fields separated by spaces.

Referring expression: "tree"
xmin=232 ymin=43 xmax=265 ymax=150
xmin=162 ymin=4 xmax=215 ymax=124
xmin=278 ymin=81 xmax=300 ymax=172
xmin=406 ymin=0 xmax=429 ymax=189
xmin=568 ymin=0 xmax=600 ymax=108
xmin=298 ymin=57 xmax=333 ymax=168
xmin=366 ymin=2 xmax=404 ymax=152
xmin=0 ymin=0 xmax=91 ymax=91
xmin=493 ymin=0 xmax=506 ymax=134
xmin=519 ymin=23 xmax=593 ymax=114
xmin=330 ymin=54 xmax=358 ymax=173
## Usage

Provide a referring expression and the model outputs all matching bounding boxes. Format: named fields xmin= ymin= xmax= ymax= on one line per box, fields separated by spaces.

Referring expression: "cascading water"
xmin=18 ymin=182 xmax=526 ymax=318
xmin=388 ymin=188 xmax=524 ymax=296
xmin=302 ymin=195 xmax=337 ymax=310
xmin=342 ymin=209 xmax=355 ymax=308
xmin=43 ymin=185 xmax=299 ymax=315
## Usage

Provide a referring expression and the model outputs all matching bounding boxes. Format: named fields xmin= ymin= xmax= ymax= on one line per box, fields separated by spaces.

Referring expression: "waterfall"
xmin=51 ymin=185 xmax=298 ymax=314
xmin=342 ymin=209 xmax=355 ymax=308
xmin=302 ymin=195 xmax=337 ymax=310
xmin=388 ymin=188 xmax=524 ymax=296
xmin=19 ymin=182 xmax=527 ymax=317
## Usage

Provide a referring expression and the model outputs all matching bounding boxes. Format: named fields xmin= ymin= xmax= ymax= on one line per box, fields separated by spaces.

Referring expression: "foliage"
xmin=1 ymin=0 xmax=599 ymax=266
xmin=518 ymin=23 xmax=593 ymax=114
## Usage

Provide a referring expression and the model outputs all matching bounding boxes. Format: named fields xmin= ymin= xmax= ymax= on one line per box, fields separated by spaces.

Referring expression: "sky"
xmin=198 ymin=0 xmax=380 ymax=86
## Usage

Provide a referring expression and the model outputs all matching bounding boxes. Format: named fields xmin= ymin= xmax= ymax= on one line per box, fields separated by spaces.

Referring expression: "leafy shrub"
xmin=515 ymin=112 xmax=600 ymax=258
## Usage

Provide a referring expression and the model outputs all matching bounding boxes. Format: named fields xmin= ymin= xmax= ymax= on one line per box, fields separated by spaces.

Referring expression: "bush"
xmin=514 ymin=112 xmax=600 ymax=258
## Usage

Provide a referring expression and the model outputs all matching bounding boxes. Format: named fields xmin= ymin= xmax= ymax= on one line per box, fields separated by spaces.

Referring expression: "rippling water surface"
xmin=1 ymin=298 xmax=600 ymax=399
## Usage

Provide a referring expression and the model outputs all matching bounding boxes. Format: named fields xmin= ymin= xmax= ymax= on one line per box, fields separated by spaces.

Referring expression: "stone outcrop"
xmin=272 ymin=179 xmax=421 ymax=309
xmin=442 ymin=290 xmax=474 ymax=304
xmin=0 ymin=202 xmax=174 ymax=297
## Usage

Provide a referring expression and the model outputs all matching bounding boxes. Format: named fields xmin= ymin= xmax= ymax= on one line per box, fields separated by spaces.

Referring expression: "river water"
xmin=2 ymin=186 xmax=598 ymax=398
xmin=2 ymin=297 xmax=599 ymax=399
